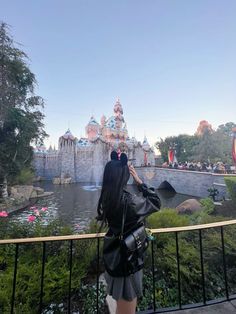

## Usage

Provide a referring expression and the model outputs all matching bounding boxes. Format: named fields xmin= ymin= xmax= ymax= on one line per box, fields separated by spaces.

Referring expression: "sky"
xmin=1 ymin=0 xmax=236 ymax=148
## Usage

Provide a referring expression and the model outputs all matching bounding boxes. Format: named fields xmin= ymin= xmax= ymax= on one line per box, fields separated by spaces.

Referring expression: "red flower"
xmin=28 ymin=215 xmax=36 ymax=222
xmin=0 ymin=211 xmax=8 ymax=217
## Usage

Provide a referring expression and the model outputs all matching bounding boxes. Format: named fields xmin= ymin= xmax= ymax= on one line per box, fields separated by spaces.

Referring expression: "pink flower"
xmin=34 ymin=209 xmax=40 ymax=216
xmin=28 ymin=215 xmax=36 ymax=222
xmin=41 ymin=207 xmax=48 ymax=212
xmin=0 ymin=211 xmax=8 ymax=217
xmin=30 ymin=206 xmax=37 ymax=210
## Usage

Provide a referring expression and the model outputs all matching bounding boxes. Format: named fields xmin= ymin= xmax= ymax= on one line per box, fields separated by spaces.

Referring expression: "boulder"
xmin=52 ymin=177 xmax=72 ymax=185
xmin=33 ymin=187 xmax=44 ymax=195
xmin=176 ymin=199 xmax=202 ymax=214
xmin=53 ymin=177 xmax=61 ymax=185
xmin=62 ymin=178 xmax=72 ymax=184
xmin=10 ymin=185 xmax=34 ymax=201
xmin=9 ymin=185 xmax=46 ymax=200
xmin=30 ymin=190 xmax=38 ymax=198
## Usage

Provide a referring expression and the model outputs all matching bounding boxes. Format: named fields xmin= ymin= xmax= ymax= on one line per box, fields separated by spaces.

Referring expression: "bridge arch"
xmin=158 ymin=180 xmax=176 ymax=193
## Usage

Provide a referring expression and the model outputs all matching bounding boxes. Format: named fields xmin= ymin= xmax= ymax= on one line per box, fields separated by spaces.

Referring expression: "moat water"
xmin=10 ymin=182 xmax=196 ymax=232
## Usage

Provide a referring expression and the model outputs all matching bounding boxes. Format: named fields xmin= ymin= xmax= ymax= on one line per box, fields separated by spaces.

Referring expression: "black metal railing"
xmin=1 ymin=220 xmax=236 ymax=313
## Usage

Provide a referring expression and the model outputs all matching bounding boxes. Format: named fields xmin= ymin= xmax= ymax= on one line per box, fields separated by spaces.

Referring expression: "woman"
xmin=97 ymin=151 xmax=161 ymax=314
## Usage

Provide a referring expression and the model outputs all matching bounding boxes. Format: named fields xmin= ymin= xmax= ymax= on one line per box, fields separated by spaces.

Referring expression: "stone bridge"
xmin=134 ymin=167 xmax=235 ymax=198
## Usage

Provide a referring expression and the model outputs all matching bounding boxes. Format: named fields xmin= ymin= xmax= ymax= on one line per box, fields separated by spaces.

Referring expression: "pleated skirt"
xmin=104 ymin=269 xmax=143 ymax=301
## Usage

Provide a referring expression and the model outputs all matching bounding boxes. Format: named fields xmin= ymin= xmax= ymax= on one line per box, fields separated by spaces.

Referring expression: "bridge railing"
xmin=1 ymin=220 xmax=236 ymax=313
xmin=138 ymin=165 xmax=236 ymax=174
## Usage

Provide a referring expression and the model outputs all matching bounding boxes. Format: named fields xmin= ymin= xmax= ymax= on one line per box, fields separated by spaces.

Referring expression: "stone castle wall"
xmin=34 ymin=139 xmax=155 ymax=183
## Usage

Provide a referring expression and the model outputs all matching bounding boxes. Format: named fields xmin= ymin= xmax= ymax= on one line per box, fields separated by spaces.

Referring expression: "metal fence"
xmin=0 ymin=219 xmax=236 ymax=313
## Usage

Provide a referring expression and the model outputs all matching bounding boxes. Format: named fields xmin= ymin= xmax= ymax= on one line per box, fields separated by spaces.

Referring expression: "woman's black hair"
xmin=97 ymin=151 xmax=130 ymax=222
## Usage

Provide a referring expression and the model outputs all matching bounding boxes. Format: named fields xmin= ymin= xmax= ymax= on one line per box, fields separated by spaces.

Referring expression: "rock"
xmin=176 ymin=199 xmax=202 ymax=214
xmin=62 ymin=178 xmax=72 ymax=184
xmin=10 ymin=186 xmax=19 ymax=198
xmin=53 ymin=177 xmax=61 ymax=185
xmin=33 ymin=187 xmax=44 ymax=195
xmin=52 ymin=177 xmax=72 ymax=185
xmin=9 ymin=185 xmax=47 ymax=201
xmin=32 ymin=191 xmax=53 ymax=199
xmin=30 ymin=190 xmax=38 ymax=198
xmin=10 ymin=185 xmax=34 ymax=201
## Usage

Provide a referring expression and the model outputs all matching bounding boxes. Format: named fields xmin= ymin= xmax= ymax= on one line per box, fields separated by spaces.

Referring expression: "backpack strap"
xmin=120 ymin=195 xmax=128 ymax=240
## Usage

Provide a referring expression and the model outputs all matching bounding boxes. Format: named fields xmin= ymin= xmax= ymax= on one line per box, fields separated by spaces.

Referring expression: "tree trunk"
xmin=0 ymin=176 xmax=8 ymax=198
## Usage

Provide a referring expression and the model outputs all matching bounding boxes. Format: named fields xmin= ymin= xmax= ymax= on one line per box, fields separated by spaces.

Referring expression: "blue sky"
xmin=1 ymin=0 xmax=236 ymax=147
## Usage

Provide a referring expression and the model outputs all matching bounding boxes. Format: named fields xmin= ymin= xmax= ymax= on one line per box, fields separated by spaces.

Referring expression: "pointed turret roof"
xmin=62 ymin=129 xmax=75 ymax=140
xmin=143 ymin=136 xmax=149 ymax=145
xmin=142 ymin=136 xmax=150 ymax=149
xmin=87 ymin=116 xmax=99 ymax=126
xmin=114 ymin=98 xmax=123 ymax=115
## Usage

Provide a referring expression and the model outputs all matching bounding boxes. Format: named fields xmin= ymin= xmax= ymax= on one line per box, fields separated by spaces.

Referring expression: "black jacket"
xmin=106 ymin=183 xmax=161 ymax=235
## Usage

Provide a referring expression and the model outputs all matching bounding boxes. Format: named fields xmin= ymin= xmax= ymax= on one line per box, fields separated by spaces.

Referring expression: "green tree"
xmin=193 ymin=129 xmax=218 ymax=162
xmin=155 ymin=134 xmax=199 ymax=163
xmin=0 ymin=22 xmax=47 ymax=197
xmin=215 ymin=122 xmax=236 ymax=163
xmin=193 ymin=123 xmax=236 ymax=163
xmin=217 ymin=122 xmax=236 ymax=137
xmin=156 ymin=122 xmax=236 ymax=164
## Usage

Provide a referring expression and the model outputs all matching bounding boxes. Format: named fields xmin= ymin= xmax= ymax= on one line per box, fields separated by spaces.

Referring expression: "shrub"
xmin=225 ymin=176 xmax=236 ymax=202
xmin=147 ymin=208 xmax=190 ymax=229
xmin=1 ymin=206 xmax=236 ymax=312
xmin=0 ymin=217 xmax=99 ymax=313
xmin=143 ymin=206 xmax=236 ymax=308
xmin=13 ymin=168 xmax=35 ymax=185
xmin=200 ymin=197 xmax=215 ymax=214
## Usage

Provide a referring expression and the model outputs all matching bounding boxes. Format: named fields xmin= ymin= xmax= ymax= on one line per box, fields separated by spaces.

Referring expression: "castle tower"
xmin=58 ymin=129 xmax=77 ymax=181
xmin=86 ymin=116 xmax=100 ymax=141
xmin=101 ymin=115 xmax=106 ymax=128
xmin=142 ymin=136 xmax=150 ymax=150
xmin=114 ymin=98 xmax=124 ymax=129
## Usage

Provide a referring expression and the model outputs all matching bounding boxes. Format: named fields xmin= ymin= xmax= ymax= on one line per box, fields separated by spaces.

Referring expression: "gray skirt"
xmin=104 ymin=269 xmax=143 ymax=301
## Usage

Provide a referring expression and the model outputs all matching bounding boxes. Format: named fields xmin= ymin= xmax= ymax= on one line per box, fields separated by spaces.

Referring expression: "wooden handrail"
xmin=0 ymin=219 xmax=236 ymax=245
xmin=151 ymin=219 xmax=236 ymax=234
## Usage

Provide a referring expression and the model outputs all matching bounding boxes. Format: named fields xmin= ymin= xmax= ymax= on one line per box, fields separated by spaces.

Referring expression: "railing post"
xmin=199 ymin=229 xmax=206 ymax=304
xmin=11 ymin=243 xmax=19 ymax=314
xmin=68 ymin=240 xmax=73 ymax=314
xmin=151 ymin=239 xmax=156 ymax=312
xmin=221 ymin=226 xmax=229 ymax=300
xmin=39 ymin=242 xmax=46 ymax=313
xmin=175 ymin=232 xmax=182 ymax=309
xmin=96 ymin=237 xmax=100 ymax=313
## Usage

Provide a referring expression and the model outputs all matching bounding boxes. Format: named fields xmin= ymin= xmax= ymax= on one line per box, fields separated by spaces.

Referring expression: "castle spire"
xmin=113 ymin=98 xmax=124 ymax=129
xmin=114 ymin=97 xmax=123 ymax=115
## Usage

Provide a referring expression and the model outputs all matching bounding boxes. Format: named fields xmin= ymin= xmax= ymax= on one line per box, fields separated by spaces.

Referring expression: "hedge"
xmin=224 ymin=176 xmax=236 ymax=202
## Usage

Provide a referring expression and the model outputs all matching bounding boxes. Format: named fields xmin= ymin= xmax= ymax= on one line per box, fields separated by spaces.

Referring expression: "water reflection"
xmin=11 ymin=182 xmax=196 ymax=231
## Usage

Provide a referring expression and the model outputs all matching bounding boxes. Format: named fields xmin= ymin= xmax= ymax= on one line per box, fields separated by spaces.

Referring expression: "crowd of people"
xmin=161 ymin=161 xmax=236 ymax=174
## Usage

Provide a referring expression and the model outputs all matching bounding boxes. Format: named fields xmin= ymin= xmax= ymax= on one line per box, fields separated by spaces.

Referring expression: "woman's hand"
xmin=129 ymin=165 xmax=143 ymax=185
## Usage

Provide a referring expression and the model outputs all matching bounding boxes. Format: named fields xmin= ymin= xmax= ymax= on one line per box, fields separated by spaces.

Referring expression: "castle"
xmin=34 ymin=99 xmax=155 ymax=183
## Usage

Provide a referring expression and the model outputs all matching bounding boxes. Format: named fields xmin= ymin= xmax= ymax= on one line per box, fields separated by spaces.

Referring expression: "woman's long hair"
xmin=97 ymin=152 xmax=130 ymax=223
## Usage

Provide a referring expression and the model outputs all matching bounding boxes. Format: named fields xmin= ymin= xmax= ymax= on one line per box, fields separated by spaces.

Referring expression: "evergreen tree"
xmin=0 ymin=22 xmax=47 ymax=197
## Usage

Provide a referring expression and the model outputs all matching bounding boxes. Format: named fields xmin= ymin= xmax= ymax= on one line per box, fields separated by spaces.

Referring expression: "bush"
xmin=143 ymin=206 xmax=236 ymax=308
xmin=13 ymin=168 xmax=35 ymax=185
xmin=147 ymin=208 xmax=189 ymax=229
xmin=1 ymin=206 xmax=236 ymax=312
xmin=0 ymin=217 xmax=99 ymax=313
xmin=225 ymin=176 xmax=236 ymax=202
xmin=200 ymin=197 xmax=215 ymax=214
